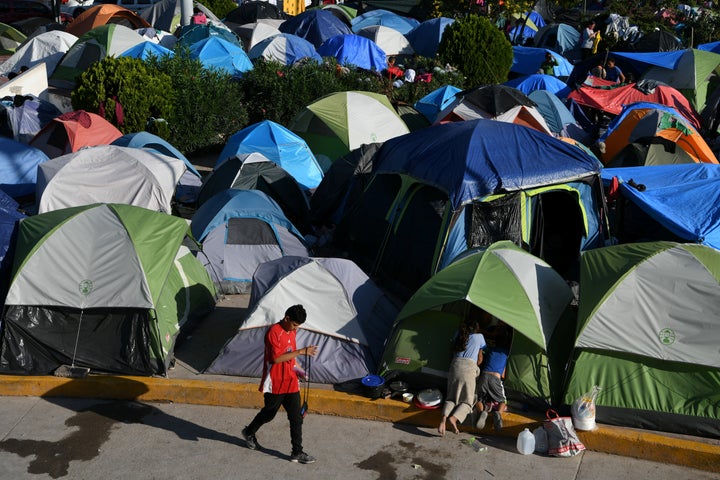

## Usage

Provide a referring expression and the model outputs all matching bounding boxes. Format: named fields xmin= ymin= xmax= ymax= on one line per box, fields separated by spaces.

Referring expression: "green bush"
xmin=437 ymin=14 xmax=513 ymax=87
xmin=199 ymin=0 xmax=237 ymax=20
xmin=148 ymin=49 xmax=248 ymax=155
xmin=71 ymin=56 xmax=174 ymax=135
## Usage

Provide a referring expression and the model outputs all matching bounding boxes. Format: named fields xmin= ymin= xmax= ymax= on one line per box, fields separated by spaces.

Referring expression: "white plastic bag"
xmin=571 ymin=385 xmax=601 ymax=431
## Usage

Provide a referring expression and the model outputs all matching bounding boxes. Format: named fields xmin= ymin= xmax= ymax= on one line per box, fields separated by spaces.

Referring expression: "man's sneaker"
xmin=290 ymin=452 xmax=316 ymax=464
xmin=492 ymin=411 xmax=503 ymax=432
xmin=475 ymin=410 xmax=488 ymax=430
xmin=241 ymin=427 xmax=260 ymax=450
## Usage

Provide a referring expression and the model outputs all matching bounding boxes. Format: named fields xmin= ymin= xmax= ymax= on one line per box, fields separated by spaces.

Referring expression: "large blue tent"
xmin=189 ymin=36 xmax=253 ymax=77
xmin=505 ymin=73 xmax=571 ymax=97
xmin=350 ymin=9 xmax=419 ymax=35
xmin=511 ymin=46 xmax=573 ymax=77
xmin=119 ymin=41 xmax=173 ymax=60
xmin=405 ymin=17 xmax=454 ymax=58
xmin=317 ymin=34 xmax=386 ymax=71
xmin=248 ymin=33 xmax=321 ymax=65
xmin=0 ymin=137 xmax=49 ymax=198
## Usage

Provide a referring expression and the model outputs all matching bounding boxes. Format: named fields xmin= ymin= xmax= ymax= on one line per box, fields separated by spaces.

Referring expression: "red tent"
xmin=29 ymin=110 xmax=123 ymax=159
xmin=568 ymin=83 xmax=701 ymax=130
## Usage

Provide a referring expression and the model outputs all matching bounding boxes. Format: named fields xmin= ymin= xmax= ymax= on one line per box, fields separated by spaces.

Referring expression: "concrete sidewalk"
xmin=0 ymin=294 xmax=718 ymax=473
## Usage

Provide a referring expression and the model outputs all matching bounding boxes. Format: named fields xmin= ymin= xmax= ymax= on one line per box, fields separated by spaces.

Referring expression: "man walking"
xmin=242 ymin=305 xmax=318 ymax=464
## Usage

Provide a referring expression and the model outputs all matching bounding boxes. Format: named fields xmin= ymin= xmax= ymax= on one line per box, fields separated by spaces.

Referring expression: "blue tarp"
xmin=505 ymin=73 xmax=571 ymax=97
xmin=191 ymin=189 xmax=302 ymax=243
xmin=602 ymin=164 xmax=720 ymax=249
xmin=350 ymin=9 xmax=420 ymax=35
xmin=511 ymin=46 xmax=573 ymax=77
xmin=374 ymin=119 xmax=602 ymax=209
xmin=317 ymin=34 xmax=386 ymax=71
xmin=0 ymin=138 xmax=49 ymax=197
xmin=405 ymin=17 xmax=454 ymax=58
xmin=414 ymin=84 xmax=462 ymax=122
xmin=280 ymin=10 xmax=352 ymax=49
xmin=119 ymin=41 xmax=174 ymax=60
xmin=217 ymin=120 xmax=323 ymax=190
xmin=189 ymin=36 xmax=253 ymax=77
xmin=610 ymin=50 xmax=686 ymax=70
xmin=508 ymin=25 xmax=536 ymax=45
xmin=698 ymin=40 xmax=720 ymax=53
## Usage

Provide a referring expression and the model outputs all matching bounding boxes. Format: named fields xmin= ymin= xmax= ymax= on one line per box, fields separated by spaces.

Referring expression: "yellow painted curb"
xmin=1 ymin=375 xmax=718 ymax=473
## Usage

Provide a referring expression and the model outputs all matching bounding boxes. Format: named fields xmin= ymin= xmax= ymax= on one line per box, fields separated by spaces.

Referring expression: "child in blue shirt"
xmin=475 ymin=323 xmax=512 ymax=432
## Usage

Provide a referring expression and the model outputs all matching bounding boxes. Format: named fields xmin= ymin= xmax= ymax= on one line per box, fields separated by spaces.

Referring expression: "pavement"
xmin=0 ymin=293 xmax=718 ymax=475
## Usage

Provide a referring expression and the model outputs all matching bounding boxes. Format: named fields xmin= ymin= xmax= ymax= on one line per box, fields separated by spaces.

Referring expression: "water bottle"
xmin=516 ymin=427 xmax=535 ymax=455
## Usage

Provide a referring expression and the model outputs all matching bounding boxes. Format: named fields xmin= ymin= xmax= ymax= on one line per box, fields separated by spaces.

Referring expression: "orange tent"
xmin=29 ymin=110 xmax=123 ymax=159
xmin=66 ymin=4 xmax=151 ymax=37
xmin=599 ymin=103 xmax=717 ymax=165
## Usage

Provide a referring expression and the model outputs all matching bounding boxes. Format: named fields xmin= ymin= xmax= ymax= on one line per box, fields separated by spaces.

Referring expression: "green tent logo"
xmin=658 ymin=328 xmax=675 ymax=345
xmin=79 ymin=279 xmax=94 ymax=296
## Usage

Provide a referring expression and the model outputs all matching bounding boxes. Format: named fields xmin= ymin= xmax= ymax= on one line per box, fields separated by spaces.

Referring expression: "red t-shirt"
xmin=259 ymin=322 xmax=299 ymax=394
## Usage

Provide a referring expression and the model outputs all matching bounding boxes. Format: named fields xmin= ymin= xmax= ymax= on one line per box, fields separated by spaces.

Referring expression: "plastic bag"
xmin=571 ymin=385 xmax=601 ymax=431
xmin=543 ymin=409 xmax=585 ymax=457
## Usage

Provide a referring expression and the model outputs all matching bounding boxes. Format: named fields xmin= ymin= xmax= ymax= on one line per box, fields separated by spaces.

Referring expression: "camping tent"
xmin=188 ymin=36 xmax=253 ymax=77
xmin=528 ymin=89 xmax=592 ymax=143
xmin=405 ymin=17 xmax=453 ymax=58
xmin=119 ymin=40 xmax=174 ymax=60
xmin=198 ymin=152 xmax=312 ymax=234
xmin=350 ymin=9 xmax=419 ymax=35
xmin=111 ymin=131 xmax=202 ymax=204
xmin=505 ymin=73 xmax=571 ymax=97
xmin=564 ymin=242 xmax=720 ymax=438
xmin=66 ymin=4 xmax=151 ymax=37
xmin=316 ymin=34 xmax=387 ymax=71
xmin=380 ymin=241 xmax=574 ymax=407
xmin=230 ymin=21 xmax=282 ymax=52
xmin=29 ymin=110 xmax=123 ymax=159
xmin=332 ymin=119 xmax=606 ymax=299
xmin=0 ymin=94 xmax=62 ymax=144
xmin=191 ymin=189 xmax=308 ymax=294
xmin=216 ymin=120 xmax=323 ymax=191
xmin=601 ymin=164 xmax=720 ymax=249
xmin=279 ymin=9 xmax=352 ymax=49
xmin=0 ymin=138 xmax=49 ymax=199
xmin=414 ymin=85 xmax=462 ymax=122
xmin=0 ymin=30 xmax=76 ymax=78
xmin=356 ymin=25 xmax=414 ymax=56
xmin=35 ymin=145 xmax=186 ymax=214
xmin=0 ymin=23 xmax=27 ymax=55
xmin=0 ymin=191 xmax=25 ymax=301
xmin=0 ymin=203 xmax=216 ymax=376
xmin=206 ymin=255 xmax=398 ymax=384
xmin=50 ymin=24 xmax=145 ymax=89
xmin=532 ymin=23 xmax=581 ymax=62
xmin=597 ymin=101 xmax=717 ymax=165
xmin=289 ymin=90 xmax=410 ymax=160
xmin=511 ymin=46 xmax=573 ymax=77
xmin=247 ymin=33 xmax=321 ymax=65
xmin=176 ymin=23 xmax=242 ymax=48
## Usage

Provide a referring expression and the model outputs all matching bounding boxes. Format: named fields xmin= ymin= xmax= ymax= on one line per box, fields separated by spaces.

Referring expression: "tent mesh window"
xmin=226 ymin=218 xmax=277 ymax=245
xmin=378 ymin=183 xmax=448 ymax=298
xmin=467 ymin=194 xmax=522 ymax=249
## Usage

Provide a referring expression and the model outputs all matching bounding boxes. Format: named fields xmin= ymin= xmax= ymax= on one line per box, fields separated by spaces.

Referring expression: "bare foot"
xmin=438 ymin=421 xmax=446 ymax=436
xmin=448 ymin=416 xmax=459 ymax=434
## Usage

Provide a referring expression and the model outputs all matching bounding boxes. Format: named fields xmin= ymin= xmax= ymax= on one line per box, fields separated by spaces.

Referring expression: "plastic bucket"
xmin=361 ymin=375 xmax=385 ymax=398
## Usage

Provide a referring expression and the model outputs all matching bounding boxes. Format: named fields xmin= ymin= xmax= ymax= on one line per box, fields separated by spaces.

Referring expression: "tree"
xmin=437 ymin=14 xmax=513 ymax=87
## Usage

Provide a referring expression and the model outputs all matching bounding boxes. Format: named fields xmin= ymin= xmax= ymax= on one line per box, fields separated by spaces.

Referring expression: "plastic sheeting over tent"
xmin=191 ymin=189 xmax=308 ymax=294
xmin=602 ymin=164 xmax=720 ymax=248
xmin=217 ymin=120 xmax=323 ymax=191
xmin=36 ymin=145 xmax=186 ymax=214
xmin=564 ymin=242 xmax=720 ymax=438
xmin=206 ymin=256 xmax=398 ymax=384
xmin=0 ymin=138 xmax=49 ymax=198
xmin=0 ymin=203 xmax=216 ymax=376
xmin=0 ymin=94 xmax=62 ymax=144
xmin=0 ymin=30 xmax=76 ymax=78
xmin=317 ymin=34 xmax=387 ymax=71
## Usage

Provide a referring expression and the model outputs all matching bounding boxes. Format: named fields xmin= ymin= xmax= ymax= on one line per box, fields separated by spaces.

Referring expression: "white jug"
xmin=516 ymin=427 xmax=535 ymax=455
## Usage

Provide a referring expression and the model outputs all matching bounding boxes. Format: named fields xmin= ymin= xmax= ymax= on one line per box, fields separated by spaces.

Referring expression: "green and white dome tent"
xmin=380 ymin=240 xmax=575 ymax=409
xmin=564 ymin=241 xmax=720 ymax=438
xmin=0 ymin=203 xmax=216 ymax=376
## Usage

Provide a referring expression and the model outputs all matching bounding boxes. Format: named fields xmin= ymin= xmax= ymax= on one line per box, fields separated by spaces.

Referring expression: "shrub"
xmin=71 ymin=56 xmax=174 ymax=135
xmin=199 ymin=0 xmax=238 ymax=20
xmin=148 ymin=49 xmax=248 ymax=155
xmin=437 ymin=14 xmax=513 ymax=87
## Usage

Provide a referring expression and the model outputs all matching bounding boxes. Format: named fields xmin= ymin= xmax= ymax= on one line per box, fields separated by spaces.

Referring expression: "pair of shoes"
xmin=241 ymin=427 xmax=260 ymax=450
xmin=290 ymin=452 xmax=316 ymax=464
xmin=492 ymin=411 xmax=503 ymax=432
xmin=475 ymin=410 xmax=488 ymax=430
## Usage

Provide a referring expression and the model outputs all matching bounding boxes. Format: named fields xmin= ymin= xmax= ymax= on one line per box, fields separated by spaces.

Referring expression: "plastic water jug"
xmin=516 ymin=427 xmax=535 ymax=455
